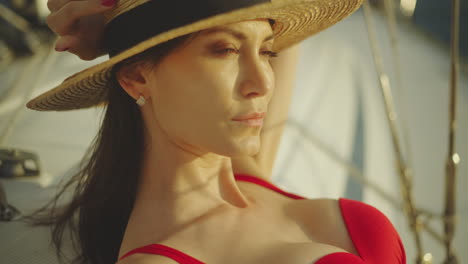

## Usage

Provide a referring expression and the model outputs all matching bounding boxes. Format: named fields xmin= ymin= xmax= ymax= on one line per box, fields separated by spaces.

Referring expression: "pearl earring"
xmin=136 ymin=95 xmax=146 ymax=106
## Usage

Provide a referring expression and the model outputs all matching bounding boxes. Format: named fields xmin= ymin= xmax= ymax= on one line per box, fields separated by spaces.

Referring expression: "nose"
xmin=239 ymin=56 xmax=273 ymax=99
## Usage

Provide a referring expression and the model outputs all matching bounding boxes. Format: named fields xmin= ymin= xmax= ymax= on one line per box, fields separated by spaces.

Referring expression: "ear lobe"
xmin=116 ymin=65 xmax=149 ymax=99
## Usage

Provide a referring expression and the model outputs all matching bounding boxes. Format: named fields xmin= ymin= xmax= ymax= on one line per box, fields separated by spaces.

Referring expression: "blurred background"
xmin=0 ymin=0 xmax=467 ymax=263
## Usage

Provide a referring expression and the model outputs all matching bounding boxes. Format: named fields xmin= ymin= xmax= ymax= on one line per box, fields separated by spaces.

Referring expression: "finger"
xmin=47 ymin=0 xmax=114 ymax=35
xmin=55 ymin=35 xmax=104 ymax=60
xmin=54 ymin=35 xmax=77 ymax=51
xmin=48 ymin=0 xmax=115 ymax=12
xmin=47 ymin=0 xmax=68 ymax=12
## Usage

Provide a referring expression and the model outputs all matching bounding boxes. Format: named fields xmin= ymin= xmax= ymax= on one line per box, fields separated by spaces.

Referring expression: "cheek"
xmin=150 ymin=61 xmax=237 ymax=144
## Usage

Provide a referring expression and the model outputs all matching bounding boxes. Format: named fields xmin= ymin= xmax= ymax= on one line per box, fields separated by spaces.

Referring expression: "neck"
xmin=121 ymin=120 xmax=256 ymax=245
xmin=135 ymin=147 xmax=252 ymax=212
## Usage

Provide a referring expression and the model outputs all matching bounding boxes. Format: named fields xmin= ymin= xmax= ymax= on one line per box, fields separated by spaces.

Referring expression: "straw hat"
xmin=27 ymin=0 xmax=363 ymax=111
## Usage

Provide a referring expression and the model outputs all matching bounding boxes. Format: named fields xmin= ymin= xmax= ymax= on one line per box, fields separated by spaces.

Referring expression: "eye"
xmin=213 ymin=47 xmax=278 ymax=58
xmin=215 ymin=48 xmax=239 ymax=55
xmin=261 ymin=50 xmax=278 ymax=58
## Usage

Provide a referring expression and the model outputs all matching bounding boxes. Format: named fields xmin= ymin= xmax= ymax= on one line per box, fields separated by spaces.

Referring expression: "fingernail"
xmin=101 ymin=0 xmax=116 ymax=7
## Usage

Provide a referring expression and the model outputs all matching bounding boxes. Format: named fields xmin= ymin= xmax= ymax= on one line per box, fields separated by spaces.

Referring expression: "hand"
xmin=46 ymin=0 xmax=116 ymax=60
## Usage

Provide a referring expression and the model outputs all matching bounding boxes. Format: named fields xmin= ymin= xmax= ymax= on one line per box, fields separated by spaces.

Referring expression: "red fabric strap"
xmin=119 ymin=244 xmax=204 ymax=263
xmin=234 ymin=174 xmax=306 ymax=200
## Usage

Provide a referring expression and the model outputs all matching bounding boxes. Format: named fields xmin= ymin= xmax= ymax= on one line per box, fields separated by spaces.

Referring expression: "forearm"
xmin=232 ymin=43 xmax=300 ymax=180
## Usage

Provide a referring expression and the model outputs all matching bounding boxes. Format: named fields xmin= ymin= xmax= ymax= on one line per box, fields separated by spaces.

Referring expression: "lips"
xmin=232 ymin=112 xmax=266 ymax=121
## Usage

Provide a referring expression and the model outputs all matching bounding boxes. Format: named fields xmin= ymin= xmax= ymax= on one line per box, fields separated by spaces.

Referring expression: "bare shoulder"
xmin=289 ymin=198 xmax=359 ymax=256
xmin=289 ymin=198 xmax=342 ymax=223
xmin=116 ymin=254 xmax=179 ymax=264
xmin=292 ymin=198 xmax=346 ymax=238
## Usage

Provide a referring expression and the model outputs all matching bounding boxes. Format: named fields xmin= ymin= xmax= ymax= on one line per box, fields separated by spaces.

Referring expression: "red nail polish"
xmin=102 ymin=0 xmax=115 ymax=7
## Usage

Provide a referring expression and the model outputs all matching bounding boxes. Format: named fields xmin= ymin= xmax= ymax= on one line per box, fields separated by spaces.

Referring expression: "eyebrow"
xmin=201 ymin=27 xmax=275 ymax=42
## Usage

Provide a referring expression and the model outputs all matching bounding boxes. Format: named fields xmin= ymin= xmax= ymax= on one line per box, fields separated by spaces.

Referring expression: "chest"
xmin=119 ymin=192 xmax=358 ymax=264
xmin=146 ymin=199 xmax=352 ymax=264
xmin=191 ymin=235 xmax=348 ymax=264
xmin=135 ymin=216 xmax=346 ymax=264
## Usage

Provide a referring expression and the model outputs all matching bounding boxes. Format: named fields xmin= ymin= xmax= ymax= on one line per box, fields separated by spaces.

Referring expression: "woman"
xmin=28 ymin=0 xmax=406 ymax=263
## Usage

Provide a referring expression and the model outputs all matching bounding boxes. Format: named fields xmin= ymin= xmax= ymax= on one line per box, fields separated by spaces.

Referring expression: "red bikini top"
xmin=119 ymin=174 xmax=406 ymax=264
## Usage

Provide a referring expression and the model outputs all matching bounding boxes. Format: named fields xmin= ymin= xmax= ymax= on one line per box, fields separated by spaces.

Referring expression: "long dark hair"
xmin=24 ymin=33 xmax=196 ymax=264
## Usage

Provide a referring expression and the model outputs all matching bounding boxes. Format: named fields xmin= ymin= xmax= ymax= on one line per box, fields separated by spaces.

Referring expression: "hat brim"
xmin=27 ymin=0 xmax=363 ymax=111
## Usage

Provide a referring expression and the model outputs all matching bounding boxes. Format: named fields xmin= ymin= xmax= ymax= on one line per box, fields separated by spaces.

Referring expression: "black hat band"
xmin=104 ymin=0 xmax=271 ymax=57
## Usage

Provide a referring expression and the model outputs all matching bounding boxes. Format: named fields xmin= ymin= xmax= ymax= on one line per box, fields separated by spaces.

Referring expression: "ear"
xmin=116 ymin=64 xmax=151 ymax=101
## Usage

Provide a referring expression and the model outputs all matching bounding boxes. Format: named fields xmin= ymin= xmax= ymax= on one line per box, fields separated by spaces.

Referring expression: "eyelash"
xmin=216 ymin=48 xmax=278 ymax=58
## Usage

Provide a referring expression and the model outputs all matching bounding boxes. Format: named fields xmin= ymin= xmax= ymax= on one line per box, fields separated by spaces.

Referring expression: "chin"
xmin=207 ymin=141 xmax=256 ymax=157
xmin=230 ymin=141 xmax=261 ymax=157
xmin=207 ymin=134 xmax=261 ymax=156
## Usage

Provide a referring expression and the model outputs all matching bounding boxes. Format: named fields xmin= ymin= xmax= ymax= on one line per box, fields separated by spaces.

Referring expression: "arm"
xmin=231 ymin=43 xmax=300 ymax=180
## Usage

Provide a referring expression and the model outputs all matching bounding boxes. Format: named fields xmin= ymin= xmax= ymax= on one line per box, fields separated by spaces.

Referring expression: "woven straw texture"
xmin=27 ymin=0 xmax=363 ymax=111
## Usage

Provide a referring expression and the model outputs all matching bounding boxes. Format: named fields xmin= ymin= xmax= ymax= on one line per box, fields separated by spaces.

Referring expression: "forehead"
xmin=197 ymin=20 xmax=274 ymax=41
